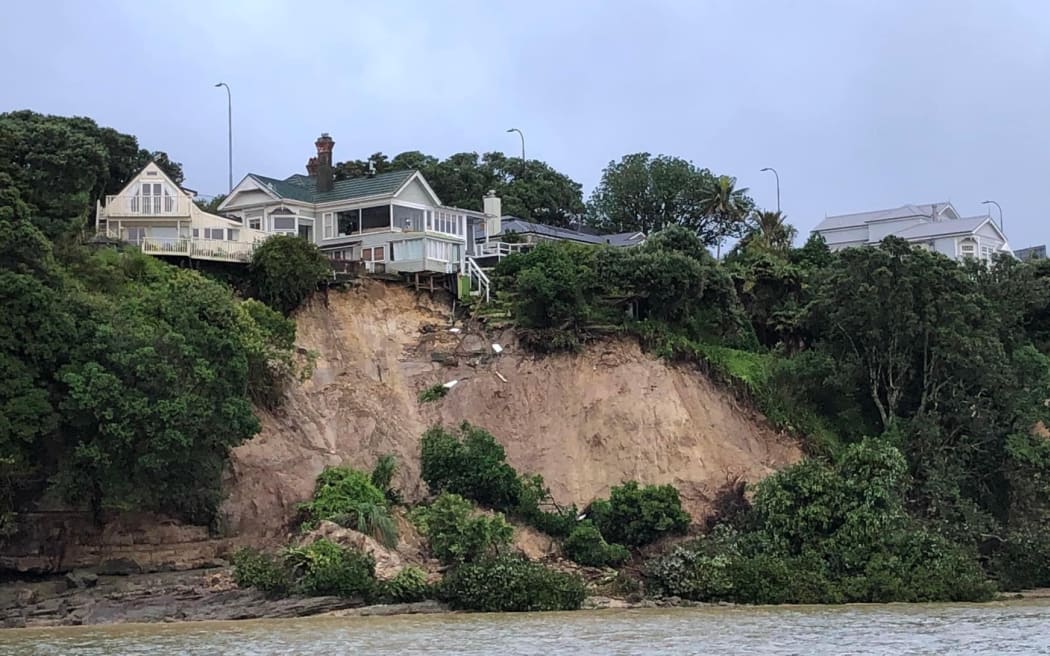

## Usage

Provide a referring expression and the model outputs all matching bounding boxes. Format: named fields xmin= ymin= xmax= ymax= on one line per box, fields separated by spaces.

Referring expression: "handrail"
xmin=465 ymin=255 xmax=490 ymax=303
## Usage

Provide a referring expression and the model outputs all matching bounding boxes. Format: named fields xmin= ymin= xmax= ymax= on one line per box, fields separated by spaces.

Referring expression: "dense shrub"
xmin=380 ymin=566 xmax=431 ymax=603
xmin=248 ymin=234 xmax=330 ymax=315
xmin=285 ymin=539 xmax=377 ymax=599
xmin=441 ymin=554 xmax=586 ymax=612
xmin=413 ymin=492 xmax=513 ymax=565
xmin=231 ymin=548 xmax=292 ymax=597
xmin=562 ymin=521 xmax=630 ymax=567
xmin=370 ymin=454 xmax=402 ymax=505
xmin=590 ymin=481 xmax=691 ymax=547
xmin=645 ymin=440 xmax=996 ymax=604
xmin=298 ymin=467 xmax=397 ymax=547
xmin=514 ymin=474 xmax=578 ymax=537
xmin=418 ymin=383 xmax=448 ymax=403
xmin=995 ymin=527 xmax=1050 ymax=591
xmin=420 ymin=423 xmax=521 ymax=509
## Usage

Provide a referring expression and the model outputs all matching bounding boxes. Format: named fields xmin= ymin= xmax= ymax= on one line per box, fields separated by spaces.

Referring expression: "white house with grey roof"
xmin=812 ymin=202 xmax=1012 ymax=262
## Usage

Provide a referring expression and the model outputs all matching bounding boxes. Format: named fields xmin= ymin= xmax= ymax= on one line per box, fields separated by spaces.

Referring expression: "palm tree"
xmin=699 ymin=175 xmax=752 ymax=255
xmin=745 ymin=210 xmax=798 ymax=253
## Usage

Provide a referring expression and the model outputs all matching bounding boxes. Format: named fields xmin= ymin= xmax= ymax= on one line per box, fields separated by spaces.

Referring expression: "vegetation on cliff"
xmin=496 ymin=218 xmax=1050 ymax=595
xmin=0 ymin=111 xmax=305 ymax=527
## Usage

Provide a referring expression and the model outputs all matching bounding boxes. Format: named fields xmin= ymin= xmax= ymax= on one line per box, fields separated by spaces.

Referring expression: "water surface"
xmin=4 ymin=603 xmax=1049 ymax=655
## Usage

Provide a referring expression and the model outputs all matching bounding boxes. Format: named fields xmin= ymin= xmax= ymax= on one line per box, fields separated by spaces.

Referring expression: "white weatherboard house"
xmin=812 ymin=202 xmax=1012 ymax=262
xmin=217 ymin=134 xmax=499 ymax=278
xmin=95 ymin=161 xmax=269 ymax=262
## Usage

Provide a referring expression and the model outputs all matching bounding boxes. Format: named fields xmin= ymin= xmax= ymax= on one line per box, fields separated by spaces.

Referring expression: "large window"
xmin=392 ymin=239 xmax=424 ymax=261
xmin=203 ymin=227 xmax=225 ymax=240
xmin=959 ymin=238 xmax=977 ymax=259
xmin=272 ymin=212 xmax=296 ymax=233
xmin=426 ymin=239 xmax=460 ymax=262
xmin=337 ymin=209 xmax=360 ymax=236
xmin=130 ymin=182 xmax=175 ymax=214
xmin=394 ymin=205 xmax=425 ymax=232
xmin=428 ymin=210 xmax=464 ymax=237
xmin=361 ymin=205 xmax=390 ymax=232
xmin=125 ymin=227 xmax=146 ymax=243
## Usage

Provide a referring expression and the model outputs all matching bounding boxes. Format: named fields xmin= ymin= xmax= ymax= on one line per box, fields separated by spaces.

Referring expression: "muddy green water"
xmin=4 ymin=603 xmax=1050 ymax=655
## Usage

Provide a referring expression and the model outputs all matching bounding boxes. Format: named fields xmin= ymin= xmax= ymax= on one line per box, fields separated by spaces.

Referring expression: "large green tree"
xmin=586 ymin=153 xmax=754 ymax=243
xmin=0 ymin=111 xmax=183 ymax=240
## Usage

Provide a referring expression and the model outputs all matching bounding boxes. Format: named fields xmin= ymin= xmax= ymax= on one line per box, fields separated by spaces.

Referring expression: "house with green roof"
xmin=218 ymin=133 xmax=497 ymax=276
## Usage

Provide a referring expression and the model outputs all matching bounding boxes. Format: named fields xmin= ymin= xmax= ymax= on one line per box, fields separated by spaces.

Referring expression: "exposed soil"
xmin=222 ymin=281 xmax=801 ymax=538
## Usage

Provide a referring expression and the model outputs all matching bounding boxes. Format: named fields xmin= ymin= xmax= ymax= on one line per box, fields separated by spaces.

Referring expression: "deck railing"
xmin=103 ymin=194 xmax=192 ymax=217
xmin=477 ymin=241 xmax=528 ymax=258
xmin=99 ymin=231 xmax=259 ymax=263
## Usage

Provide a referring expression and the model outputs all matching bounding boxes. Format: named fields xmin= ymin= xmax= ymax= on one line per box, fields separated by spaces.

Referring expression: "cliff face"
xmin=222 ymin=281 xmax=801 ymax=538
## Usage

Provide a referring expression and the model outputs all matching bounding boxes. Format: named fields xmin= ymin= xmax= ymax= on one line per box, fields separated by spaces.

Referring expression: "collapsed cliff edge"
xmin=1 ymin=280 xmax=800 ymax=576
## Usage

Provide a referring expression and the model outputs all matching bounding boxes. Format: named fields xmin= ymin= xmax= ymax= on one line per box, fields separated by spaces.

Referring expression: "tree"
xmin=57 ymin=269 xmax=261 ymax=522
xmin=248 ymin=235 xmax=330 ymax=315
xmin=195 ymin=194 xmax=227 ymax=214
xmin=699 ymin=174 xmax=753 ymax=249
xmin=337 ymin=150 xmax=584 ymax=227
xmin=738 ymin=210 xmax=797 ymax=254
xmin=587 ymin=154 xmax=755 ymax=244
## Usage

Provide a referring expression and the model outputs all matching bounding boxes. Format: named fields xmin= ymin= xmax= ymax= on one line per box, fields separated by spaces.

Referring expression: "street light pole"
xmin=215 ymin=82 xmax=232 ymax=194
xmin=760 ymin=167 xmax=780 ymax=213
xmin=981 ymin=200 xmax=1003 ymax=233
xmin=506 ymin=128 xmax=525 ymax=179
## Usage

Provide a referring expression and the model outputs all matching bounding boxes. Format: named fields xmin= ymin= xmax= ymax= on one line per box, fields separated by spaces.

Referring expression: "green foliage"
xmin=646 ymin=440 xmax=996 ymax=604
xmin=514 ymin=473 xmax=578 ymax=538
xmin=231 ymin=548 xmax=292 ymax=597
xmin=418 ymin=383 xmax=448 ymax=403
xmin=335 ymin=150 xmax=585 ymax=227
xmin=370 ymin=454 xmax=402 ymax=504
xmin=495 ymin=228 xmax=756 ymax=353
xmin=248 ymin=235 xmax=330 ymax=315
xmin=412 ymin=492 xmax=513 ymax=565
xmin=440 ymin=554 xmax=586 ymax=612
xmin=380 ymin=566 xmax=431 ymax=603
xmin=590 ymin=481 xmax=691 ymax=547
xmin=420 ymin=423 xmax=521 ymax=509
xmin=284 ymin=539 xmax=377 ymax=599
xmin=585 ymin=153 xmax=753 ymax=244
xmin=298 ymin=467 xmax=397 ymax=547
xmin=562 ymin=520 xmax=630 ymax=567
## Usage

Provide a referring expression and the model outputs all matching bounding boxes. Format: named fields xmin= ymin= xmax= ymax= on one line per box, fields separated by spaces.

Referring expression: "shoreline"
xmin=2 ymin=567 xmax=1048 ymax=630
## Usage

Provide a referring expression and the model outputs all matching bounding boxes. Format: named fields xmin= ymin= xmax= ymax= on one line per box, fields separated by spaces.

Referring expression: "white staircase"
xmin=464 ymin=256 xmax=491 ymax=303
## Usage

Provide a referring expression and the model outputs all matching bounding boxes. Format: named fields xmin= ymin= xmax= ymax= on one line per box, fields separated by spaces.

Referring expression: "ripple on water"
xmin=3 ymin=603 xmax=1050 ymax=656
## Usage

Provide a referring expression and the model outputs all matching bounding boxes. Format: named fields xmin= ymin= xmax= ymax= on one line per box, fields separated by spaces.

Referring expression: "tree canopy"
xmin=585 ymin=153 xmax=755 ymax=243
xmin=0 ymin=112 xmax=298 ymax=526
xmin=334 ymin=150 xmax=584 ymax=227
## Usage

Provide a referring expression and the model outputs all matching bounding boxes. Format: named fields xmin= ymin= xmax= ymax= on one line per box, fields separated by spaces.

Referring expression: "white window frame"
xmin=203 ymin=227 xmax=225 ymax=240
xmin=272 ymin=215 xmax=297 ymax=233
xmin=248 ymin=216 xmax=262 ymax=230
xmin=323 ymin=212 xmax=334 ymax=239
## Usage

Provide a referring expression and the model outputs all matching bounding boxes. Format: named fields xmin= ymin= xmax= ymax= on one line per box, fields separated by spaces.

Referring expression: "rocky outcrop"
xmin=297 ymin=521 xmax=415 ymax=581
xmin=0 ymin=569 xmax=366 ymax=628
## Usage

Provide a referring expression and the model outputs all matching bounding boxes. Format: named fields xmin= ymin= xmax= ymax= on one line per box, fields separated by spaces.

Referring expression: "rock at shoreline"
xmin=65 ymin=570 xmax=98 ymax=589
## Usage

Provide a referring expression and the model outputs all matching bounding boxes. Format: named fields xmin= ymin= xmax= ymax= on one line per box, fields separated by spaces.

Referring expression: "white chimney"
xmin=483 ymin=190 xmax=502 ymax=239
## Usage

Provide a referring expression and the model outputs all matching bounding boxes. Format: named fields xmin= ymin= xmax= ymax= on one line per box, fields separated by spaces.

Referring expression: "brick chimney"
xmin=306 ymin=156 xmax=319 ymax=176
xmin=315 ymin=133 xmax=335 ymax=193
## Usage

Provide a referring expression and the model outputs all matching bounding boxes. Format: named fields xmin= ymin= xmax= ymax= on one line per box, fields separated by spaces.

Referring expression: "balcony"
xmin=97 ymin=230 xmax=260 ymax=263
xmin=103 ymin=194 xmax=192 ymax=218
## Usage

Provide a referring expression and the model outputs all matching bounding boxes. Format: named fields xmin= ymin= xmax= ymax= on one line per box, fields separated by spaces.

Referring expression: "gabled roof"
xmin=474 ymin=217 xmax=646 ymax=247
xmin=246 ymin=169 xmax=417 ymax=205
xmin=896 ymin=215 xmax=1009 ymax=244
xmin=814 ymin=202 xmax=954 ymax=232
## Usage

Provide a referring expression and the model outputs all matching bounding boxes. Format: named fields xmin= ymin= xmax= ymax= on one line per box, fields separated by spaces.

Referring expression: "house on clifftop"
xmin=217 ymin=133 xmax=500 ymax=278
xmin=94 ymin=161 xmax=269 ymax=263
xmin=812 ymin=201 xmax=1013 ymax=263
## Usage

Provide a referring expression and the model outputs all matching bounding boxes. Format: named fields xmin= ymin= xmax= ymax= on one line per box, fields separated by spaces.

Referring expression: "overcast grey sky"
xmin=2 ymin=0 xmax=1048 ymax=247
